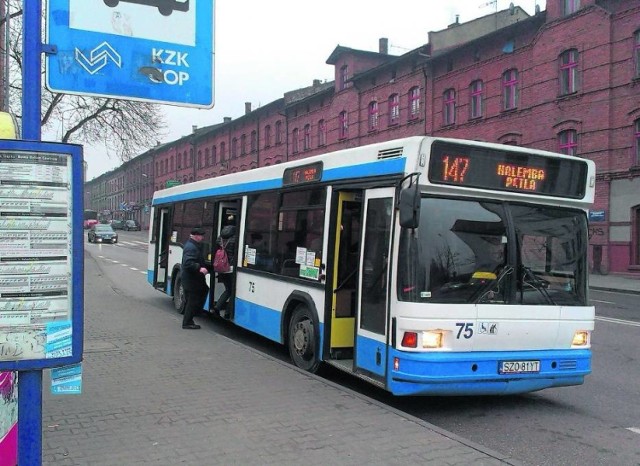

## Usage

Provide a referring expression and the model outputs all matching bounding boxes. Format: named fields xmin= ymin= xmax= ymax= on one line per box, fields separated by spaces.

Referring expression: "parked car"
xmin=88 ymin=224 xmax=118 ymax=244
xmin=123 ymin=220 xmax=141 ymax=231
xmin=110 ymin=220 xmax=125 ymax=230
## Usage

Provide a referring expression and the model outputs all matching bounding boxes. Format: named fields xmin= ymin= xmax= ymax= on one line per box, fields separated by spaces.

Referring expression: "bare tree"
xmin=2 ymin=1 xmax=167 ymax=162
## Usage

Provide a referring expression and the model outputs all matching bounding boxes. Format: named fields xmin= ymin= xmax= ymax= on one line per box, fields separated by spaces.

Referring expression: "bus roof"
xmin=152 ymin=136 xmax=595 ymax=207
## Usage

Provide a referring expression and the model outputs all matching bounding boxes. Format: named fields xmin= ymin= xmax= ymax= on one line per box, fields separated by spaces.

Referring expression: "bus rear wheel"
xmin=173 ymin=275 xmax=185 ymax=314
xmin=288 ymin=305 xmax=320 ymax=373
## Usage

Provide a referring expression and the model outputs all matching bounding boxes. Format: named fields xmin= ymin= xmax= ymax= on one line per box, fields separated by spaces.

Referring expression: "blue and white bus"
xmin=148 ymin=136 xmax=596 ymax=396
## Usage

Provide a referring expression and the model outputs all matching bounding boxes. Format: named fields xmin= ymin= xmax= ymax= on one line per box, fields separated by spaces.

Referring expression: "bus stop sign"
xmin=45 ymin=0 xmax=215 ymax=108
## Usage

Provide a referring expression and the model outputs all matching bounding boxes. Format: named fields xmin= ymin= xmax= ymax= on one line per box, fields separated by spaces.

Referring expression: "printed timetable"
xmin=0 ymin=151 xmax=73 ymax=361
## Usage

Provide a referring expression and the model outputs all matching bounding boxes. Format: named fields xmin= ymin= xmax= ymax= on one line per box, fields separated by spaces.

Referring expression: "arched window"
xmin=212 ymin=146 xmax=217 ymax=165
xmin=388 ymin=94 xmax=400 ymax=125
xmin=634 ymin=118 xmax=640 ymax=165
xmin=502 ymin=69 xmax=519 ymax=110
xmin=340 ymin=64 xmax=349 ymax=91
xmin=220 ymin=142 xmax=226 ymax=162
xmin=198 ymin=149 xmax=203 ymax=168
xmin=469 ymin=80 xmax=483 ymax=118
xmin=303 ymin=124 xmax=311 ymax=150
xmin=264 ymin=125 xmax=271 ymax=148
xmin=443 ymin=88 xmax=456 ymax=125
xmin=205 ymin=148 xmax=210 ymax=166
xmin=317 ymin=119 xmax=326 ymax=146
xmin=183 ymin=151 xmax=187 ymax=168
xmin=634 ymin=31 xmax=640 ymax=78
xmin=368 ymin=101 xmax=379 ymax=131
xmin=251 ymin=130 xmax=257 ymax=152
xmin=559 ymin=49 xmax=579 ymax=95
xmin=275 ymin=121 xmax=283 ymax=145
xmin=559 ymin=129 xmax=578 ymax=155
xmin=339 ymin=111 xmax=348 ymax=139
xmin=232 ymin=137 xmax=238 ymax=158
xmin=408 ymin=87 xmax=420 ymax=120
xmin=170 ymin=156 xmax=174 ymax=172
xmin=292 ymin=128 xmax=299 ymax=153
xmin=241 ymin=134 xmax=246 ymax=155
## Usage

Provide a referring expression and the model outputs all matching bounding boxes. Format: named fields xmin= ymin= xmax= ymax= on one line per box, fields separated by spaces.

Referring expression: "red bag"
xmin=213 ymin=241 xmax=230 ymax=273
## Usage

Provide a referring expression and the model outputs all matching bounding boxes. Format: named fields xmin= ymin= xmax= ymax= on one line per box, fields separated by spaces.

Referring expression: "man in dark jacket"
xmin=181 ymin=227 xmax=210 ymax=329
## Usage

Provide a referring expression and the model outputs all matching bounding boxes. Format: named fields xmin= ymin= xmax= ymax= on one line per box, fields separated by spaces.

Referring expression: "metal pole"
xmin=3 ymin=0 xmax=10 ymax=111
xmin=19 ymin=1 xmax=43 ymax=465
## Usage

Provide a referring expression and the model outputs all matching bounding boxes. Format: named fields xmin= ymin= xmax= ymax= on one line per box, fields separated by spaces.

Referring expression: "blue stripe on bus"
xmin=147 ymin=270 xmax=153 ymax=285
xmin=152 ymin=157 xmax=407 ymax=206
xmin=385 ymin=346 xmax=591 ymax=396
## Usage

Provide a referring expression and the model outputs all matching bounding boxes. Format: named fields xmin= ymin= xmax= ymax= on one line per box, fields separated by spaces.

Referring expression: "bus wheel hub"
xmin=293 ymin=321 xmax=312 ymax=358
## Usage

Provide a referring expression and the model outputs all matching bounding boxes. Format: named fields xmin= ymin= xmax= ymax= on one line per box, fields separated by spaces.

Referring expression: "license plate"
xmin=499 ymin=360 xmax=540 ymax=374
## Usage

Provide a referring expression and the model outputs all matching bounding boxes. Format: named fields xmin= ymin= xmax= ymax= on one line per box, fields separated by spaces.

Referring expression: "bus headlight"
xmin=422 ymin=330 xmax=445 ymax=349
xmin=571 ymin=330 xmax=590 ymax=347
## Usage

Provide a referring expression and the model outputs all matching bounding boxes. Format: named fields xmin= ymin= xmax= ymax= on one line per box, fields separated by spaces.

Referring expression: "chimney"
xmin=379 ymin=37 xmax=389 ymax=55
xmin=313 ymin=79 xmax=321 ymax=87
xmin=223 ymin=117 xmax=232 ymax=123
xmin=245 ymin=102 xmax=251 ymax=115
xmin=192 ymin=125 xmax=197 ymax=133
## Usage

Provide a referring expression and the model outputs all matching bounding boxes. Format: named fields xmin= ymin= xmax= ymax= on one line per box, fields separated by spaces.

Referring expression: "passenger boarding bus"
xmin=148 ymin=136 xmax=596 ymax=396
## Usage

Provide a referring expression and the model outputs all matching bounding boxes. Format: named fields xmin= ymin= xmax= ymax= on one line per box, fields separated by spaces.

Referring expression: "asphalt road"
xmin=86 ymin=232 xmax=640 ymax=466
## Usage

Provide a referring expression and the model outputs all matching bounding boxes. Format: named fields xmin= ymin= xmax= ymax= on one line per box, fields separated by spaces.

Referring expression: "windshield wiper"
xmin=521 ymin=266 xmax=555 ymax=305
xmin=474 ymin=265 xmax=513 ymax=303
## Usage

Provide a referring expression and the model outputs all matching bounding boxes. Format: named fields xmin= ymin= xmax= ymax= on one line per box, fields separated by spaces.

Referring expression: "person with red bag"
xmin=213 ymin=224 xmax=236 ymax=318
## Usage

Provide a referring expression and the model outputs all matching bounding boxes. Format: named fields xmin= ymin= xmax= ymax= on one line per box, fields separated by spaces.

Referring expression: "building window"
xmin=559 ymin=130 xmax=578 ymax=155
xmin=408 ymin=86 xmax=420 ymax=120
xmin=183 ymin=152 xmax=187 ymax=168
xmin=292 ymin=128 xmax=299 ymax=153
xmin=303 ymin=124 xmax=311 ymax=150
xmin=559 ymin=49 xmax=579 ymax=95
xmin=251 ymin=130 xmax=257 ymax=152
xmin=318 ymin=119 xmax=326 ymax=146
xmin=198 ymin=150 xmax=203 ymax=168
xmin=368 ymin=101 xmax=379 ymax=131
xmin=212 ymin=146 xmax=217 ymax=165
xmin=502 ymin=69 xmax=519 ymax=110
xmin=563 ymin=0 xmax=580 ymax=15
xmin=205 ymin=148 xmax=210 ymax=166
xmin=241 ymin=134 xmax=247 ymax=155
xmin=232 ymin=138 xmax=238 ymax=158
xmin=275 ymin=121 xmax=283 ymax=145
xmin=443 ymin=88 xmax=456 ymax=126
xmin=339 ymin=111 xmax=348 ymax=139
xmin=170 ymin=156 xmax=174 ymax=172
xmin=634 ymin=31 xmax=640 ymax=78
xmin=220 ymin=142 xmax=226 ymax=161
xmin=469 ymin=80 xmax=483 ymax=119
xmin=388 ymin=94 xmax=399 ymax=125
xmin=635 ymin=118 xmax=640 ymax=165
xmin=264 ymin=125 xmax=271 ymax=148
xmin=340 ymin=64 xmax=349 ymax=91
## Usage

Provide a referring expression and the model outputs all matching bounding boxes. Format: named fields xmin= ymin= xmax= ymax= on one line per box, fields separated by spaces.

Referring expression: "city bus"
xmin=147 ymin=136 xmax=596 ymax=396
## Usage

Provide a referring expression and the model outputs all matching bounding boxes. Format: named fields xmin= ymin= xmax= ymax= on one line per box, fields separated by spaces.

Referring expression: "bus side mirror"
xmin=399 ymin=183 xmax=420 ymax=229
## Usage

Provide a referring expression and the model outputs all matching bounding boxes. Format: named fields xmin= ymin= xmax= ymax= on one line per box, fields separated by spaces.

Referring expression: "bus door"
xmin=329 ymin=192 xmax=362 ymax=358
xmin=153 ymin=207 xmax=171 ymax=290
xmin=355 ymin=188 xmax=394 ymax=379
xmin=212 ymin=201 xmax=240 ymax=305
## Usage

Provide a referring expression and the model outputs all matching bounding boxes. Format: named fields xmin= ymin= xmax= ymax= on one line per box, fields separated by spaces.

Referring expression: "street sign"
xmin=45 ymin=0 xmax=215 ymax=108
xmin=166 ymin=179 xmax=182 ymax=188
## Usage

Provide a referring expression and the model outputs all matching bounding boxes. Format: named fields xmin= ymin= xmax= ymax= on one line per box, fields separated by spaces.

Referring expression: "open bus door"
xmin=329 ymin=192 xmax=361 ymax=358
xmin=153 ymin=207 xmax=171 ymax=290
xmin=211 ymin=201 xmax=240 ymax=313
xmin=355 ymin=188 xmax=394 ymax=380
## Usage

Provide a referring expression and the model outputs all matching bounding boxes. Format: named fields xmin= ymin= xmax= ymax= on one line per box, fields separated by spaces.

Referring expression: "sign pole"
xmin=20 ymin=1 xmax=44 ymax=464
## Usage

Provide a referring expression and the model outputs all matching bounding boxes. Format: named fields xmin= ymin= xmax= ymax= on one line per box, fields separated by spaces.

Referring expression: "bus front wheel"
xmin=288 ymin=305 xmax=320 ymax=373
xmin=173 ymin=275 xmax=185 ymax=314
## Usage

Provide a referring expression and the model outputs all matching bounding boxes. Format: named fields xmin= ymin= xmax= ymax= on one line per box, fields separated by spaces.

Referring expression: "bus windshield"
xmin=398 ymin=197 xmax=588 ymax=305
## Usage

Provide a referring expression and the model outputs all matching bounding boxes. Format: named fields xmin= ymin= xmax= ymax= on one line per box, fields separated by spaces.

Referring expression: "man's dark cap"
xmin=191 ymin=227 xmax=206 ymax=235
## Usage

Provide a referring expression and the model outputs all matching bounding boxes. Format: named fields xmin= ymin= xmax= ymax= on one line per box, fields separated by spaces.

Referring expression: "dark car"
xmin=88 ymin=225 xmax=118 ymax=244
xmin=123 ymin=220 xmax=141 ymax=231
xmin=111 ymin=220 xmax=125 ymax=230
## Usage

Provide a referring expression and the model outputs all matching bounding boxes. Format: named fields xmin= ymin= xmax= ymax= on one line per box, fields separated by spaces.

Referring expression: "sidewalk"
xmin=589 ymin=273 xmax=640 ymax=294
xmin=41 ymin=256 xmax=520 ymax=465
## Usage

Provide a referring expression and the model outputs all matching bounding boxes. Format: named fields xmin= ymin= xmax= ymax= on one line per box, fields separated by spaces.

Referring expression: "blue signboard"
xmin=589 ymin=210 xmax=606 ymax=222
xmin=45 ymin=0 xmax=215 ymax=108
xmin=0 ymin=140 xmax=84 ymax=371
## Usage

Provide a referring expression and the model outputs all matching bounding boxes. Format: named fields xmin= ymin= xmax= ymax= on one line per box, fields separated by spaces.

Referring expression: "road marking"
xmin=627 ymin=427 xmax=640 ymax=435
xmin=596 ymin=316 xmax=640 ymax=327
xmin=121 ymin=264 xmax=129 ymax=267
xmin=140 ymin=271 xmax=146 ymax=274
xmin=130 ymin=267 xmax=139 ymax=271
xmin=591 ymin=299 xmax=615 ymax=304
xmin=109 ymin=260 xmax=119 ymax=263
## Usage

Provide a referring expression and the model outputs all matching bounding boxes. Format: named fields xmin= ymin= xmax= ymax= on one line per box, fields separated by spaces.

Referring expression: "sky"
xmin=83 ymin=0 xmax=546 ymax=181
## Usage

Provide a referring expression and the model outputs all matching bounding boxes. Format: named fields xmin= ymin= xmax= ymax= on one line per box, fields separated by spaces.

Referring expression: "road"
xmin=86 ymin=232 xmax=640 ymax=466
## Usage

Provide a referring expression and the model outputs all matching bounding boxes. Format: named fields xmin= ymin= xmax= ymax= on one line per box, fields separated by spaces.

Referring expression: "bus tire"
xmin=173 ymin=275 xmax=185 ymax=314
xmin=288 ymin=304 xmax=320 ymax=373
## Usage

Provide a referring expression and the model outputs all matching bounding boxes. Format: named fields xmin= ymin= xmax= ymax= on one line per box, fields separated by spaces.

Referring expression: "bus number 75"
xmin=455 ymin=322 xmax=474 ymax=339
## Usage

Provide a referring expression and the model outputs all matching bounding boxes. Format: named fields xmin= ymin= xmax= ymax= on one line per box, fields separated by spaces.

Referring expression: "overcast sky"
xmin=83 ymin=0 xmax=546 ymax=180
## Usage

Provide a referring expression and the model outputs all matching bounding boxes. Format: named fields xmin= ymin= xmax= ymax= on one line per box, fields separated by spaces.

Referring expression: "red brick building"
xmin=86 ymin=0 xmax=640 ymax=275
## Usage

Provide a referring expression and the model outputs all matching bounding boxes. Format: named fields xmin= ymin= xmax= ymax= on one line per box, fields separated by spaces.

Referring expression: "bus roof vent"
xmin=377 ymin=147 xmax=403 ymax=159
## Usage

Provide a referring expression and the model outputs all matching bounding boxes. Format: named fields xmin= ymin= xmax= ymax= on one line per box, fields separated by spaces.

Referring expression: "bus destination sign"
xmin=428 ymin=141 xmax=588 ymax=199
xmin=283 ymin=162 xmax=323 ymax=186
